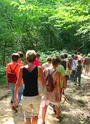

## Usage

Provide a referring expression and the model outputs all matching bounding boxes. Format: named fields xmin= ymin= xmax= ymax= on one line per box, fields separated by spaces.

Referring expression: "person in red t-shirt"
xmin=6 ymin=53 xmax=23 ymax=107
xmin=34 ymin=53 xmax=42 ymax=66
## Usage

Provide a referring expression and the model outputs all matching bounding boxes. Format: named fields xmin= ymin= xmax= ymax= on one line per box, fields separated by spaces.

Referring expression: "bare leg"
xmin=42 ymin=105 xmax=48 ymax=124
xmin=24 ymin=118 xmax=31 ymax=124
xmin=55 ymin=105 xmax=60 ymax=118
xmin=32 ymin=116 xmax=38 ymax=124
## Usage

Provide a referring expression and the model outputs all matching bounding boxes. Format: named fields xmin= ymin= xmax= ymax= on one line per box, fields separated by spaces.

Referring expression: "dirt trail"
xmin=0 ymin=75 xmax=90 ymax=124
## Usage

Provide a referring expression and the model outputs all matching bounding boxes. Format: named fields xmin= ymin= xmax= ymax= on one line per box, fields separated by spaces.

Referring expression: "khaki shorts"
xmin=21 ymin=95 xmax=41 ymax=118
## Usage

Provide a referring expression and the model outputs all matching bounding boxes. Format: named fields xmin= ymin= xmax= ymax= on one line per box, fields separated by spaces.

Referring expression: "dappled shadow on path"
xmin=0 ymin=75 xmax=90 ymax=124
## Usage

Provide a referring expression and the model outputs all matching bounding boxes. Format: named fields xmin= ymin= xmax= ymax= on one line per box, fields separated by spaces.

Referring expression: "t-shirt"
xmin=57 ymin=65 xmax=65 ymax=88
xmin=6 ymin=62 xmax=22 ymax=83
xmin=76 ymin=64 xmax=82 ymax=73
xmin=34 ymin=58 xmax=40 ymax=66
xmin=42 ymin=62 xmax=52 ymax=70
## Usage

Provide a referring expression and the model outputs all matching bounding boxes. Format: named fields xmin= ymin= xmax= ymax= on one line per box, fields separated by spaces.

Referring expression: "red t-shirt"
xmin=34 ymin=58 xmax=40 ymax=66
xmin=6 ymin=62 xmax=23 ymax=84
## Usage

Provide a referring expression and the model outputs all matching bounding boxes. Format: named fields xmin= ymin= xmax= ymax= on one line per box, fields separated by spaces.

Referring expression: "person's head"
xmin=77 ymin=52 xmax=80 ymax=55
xmin=52 ymin=56 xmax=61 ymax=67
xmin=36 ymin=53 xmax=40 ymax=58
xmin=88 ymin=53 xmax=90 ymax=57
xmin=46 ymin=57 xmax=52 ymax=64
xmin=74 ymin=51 xmax=78 ymax=55
xmin=74 ymin=55 xmax=78 ymax=60
xmin=11 ymin=53 xmax=20 ymax=62
xmin=72 ymin=54 xmax=74 ymax=58
xmin=26 ymin=50 xmax=36 ymax=63
xmin=78 ymin=60 xmax=81 ymax=64
xmin=64 ymin=53 xmax=68 ymax=58
xmin=18 ymin=51 xmax=23 ymax=58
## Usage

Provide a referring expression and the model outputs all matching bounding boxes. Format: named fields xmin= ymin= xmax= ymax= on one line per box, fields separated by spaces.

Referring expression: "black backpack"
xmin=46 ymin=69 xmax=56 ymax=92
xmin=7 ymin=64 xmax=18 ymax=84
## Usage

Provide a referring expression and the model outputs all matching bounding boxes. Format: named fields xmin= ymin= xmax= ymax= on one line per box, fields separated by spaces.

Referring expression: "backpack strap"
xmin=51 ymin=69 xmax=57 ymax=75
xmin=9 ymin=64 xmax=18 ymax=72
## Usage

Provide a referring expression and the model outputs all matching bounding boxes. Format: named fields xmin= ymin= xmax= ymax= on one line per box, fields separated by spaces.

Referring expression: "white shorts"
xmin=21 ymin=95 xmax=41 ymax=118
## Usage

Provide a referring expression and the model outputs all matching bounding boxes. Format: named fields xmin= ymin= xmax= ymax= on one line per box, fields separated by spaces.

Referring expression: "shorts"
xmin=21 ymin=95 xmax=41 ymax=118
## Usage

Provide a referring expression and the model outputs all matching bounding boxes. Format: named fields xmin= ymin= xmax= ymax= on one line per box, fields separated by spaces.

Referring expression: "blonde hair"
xmin=26 ymin=50 xmax=36 ymax=62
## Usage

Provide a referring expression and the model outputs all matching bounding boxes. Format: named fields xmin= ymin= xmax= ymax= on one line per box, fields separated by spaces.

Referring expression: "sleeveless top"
xmin=22 ymin=66 xmax=38 ymax=96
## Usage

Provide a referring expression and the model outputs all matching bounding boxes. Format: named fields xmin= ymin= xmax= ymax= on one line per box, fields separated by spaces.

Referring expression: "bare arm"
xmin=14 ymin=67 xmax=23 ymax=99
xmin=68 ymin=60 xmax=71 ymax=69
xmin=62 ymin=76 xmax=66 ymax=86
xmin=38 ymin=66 xmax=46 ymax=86
xmin=56 ymin=72 xmax=61 ymax=102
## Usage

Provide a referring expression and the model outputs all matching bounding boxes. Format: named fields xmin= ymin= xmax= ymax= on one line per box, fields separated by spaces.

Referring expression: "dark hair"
xmin=36 ymin=53 xmax=40 ymax=58
xmin=52 ymin=56 xmax=61 ymax=65
xmin=74 ymin=51 xmax=78 ymax=55
xmin=18 ymin=51 xmax=23 ymax=58
xmin=72 ymin=54 xmax=74 ymax=58
xmin=77 ymin=52 xmax=80 ymax=55
xmin=11 ymin=53 xmax=20 ymax=62
xmin=64 ymin=53 xmax=68 ymax=58
xmin=74 ymin=55 xmax=78 ymax=60
xmin=46 ymin=57 xmax=52 ymax=62
xmin=78 ymin=60 xmax=81 ymax=64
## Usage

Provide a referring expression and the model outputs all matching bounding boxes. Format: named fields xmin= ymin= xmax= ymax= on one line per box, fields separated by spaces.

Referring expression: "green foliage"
xmin=0 ymin=0 xmax=90 ymax=66
xmin=0 ymin=66 xmax=6 ymax=85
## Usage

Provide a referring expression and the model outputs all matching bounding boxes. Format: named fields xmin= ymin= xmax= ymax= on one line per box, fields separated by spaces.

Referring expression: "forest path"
xmin=0 ymin=74 xmax=90 ymax=124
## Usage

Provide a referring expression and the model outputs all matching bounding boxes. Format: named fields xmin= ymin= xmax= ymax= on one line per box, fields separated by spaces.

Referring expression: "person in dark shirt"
xmin=14 ymin=50 xmax=46 ymax=124
xmin=74 ymin=60 xmax=82 ymax=86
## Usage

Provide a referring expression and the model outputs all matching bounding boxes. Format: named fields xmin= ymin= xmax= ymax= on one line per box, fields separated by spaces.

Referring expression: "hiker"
xmin=14 ymin=50 xmax=46 ymax=124
xmin=83 ymin=53 xmax=90 ymax=75
xmin=42 ymin=57 xmax=52 ymax=71
xmin=60 ymin=54 xmax=71 ymax=92
xmin=77 ymin=52 xmax=83 ymax=61
xmin=70 ymin=55 xmax=76 ymax=82
xmin=51 ymin=56 xmax=66 ymax=113
xmin=34 ymin=52 xmax=42 ymax=66
xmin=17 ymin=51 xmax=24 ymax=103
xmin=6 ymin=53 xmax=23 ymax=106
xmin=41 ymin=56 xmax=61 ymax=124
xmin=74 ymin=60 xmax=83 ymax=86
xmin=18 ymin=51 xmax=24 ymax=66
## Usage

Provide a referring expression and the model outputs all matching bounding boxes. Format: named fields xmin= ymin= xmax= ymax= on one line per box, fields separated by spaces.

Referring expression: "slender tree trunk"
xmin=2 ymin=40 xmax=7 ymax=66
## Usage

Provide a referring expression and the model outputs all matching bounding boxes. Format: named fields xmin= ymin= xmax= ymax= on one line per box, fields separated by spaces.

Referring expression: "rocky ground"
xmin=0 ymin=74 xmax=90 ymax=124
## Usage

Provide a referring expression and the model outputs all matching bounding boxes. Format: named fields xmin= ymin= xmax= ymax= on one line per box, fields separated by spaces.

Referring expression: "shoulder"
xmin=42 ymin=62 xmax=47 ymax=67
xmin=38 ymin=66 xmax=42 ymax=70
xmin=6 ymin=62 xmax=12 ymax=66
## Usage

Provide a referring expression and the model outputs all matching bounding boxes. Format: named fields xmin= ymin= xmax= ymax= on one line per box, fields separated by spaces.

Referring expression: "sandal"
xmin=12 ymin=105 xmax=18 ymax=112
xmin=56 ymin=115 xmax=63 ymax=120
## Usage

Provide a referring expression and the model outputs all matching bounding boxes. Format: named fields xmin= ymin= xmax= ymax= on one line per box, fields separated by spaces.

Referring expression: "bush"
xmin=0 ymin=66 xmax=6 ymax=85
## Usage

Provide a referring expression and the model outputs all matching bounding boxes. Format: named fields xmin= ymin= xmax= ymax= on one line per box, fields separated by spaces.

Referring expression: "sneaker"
xmin=10 ymin=100 xmax=13 ymax=104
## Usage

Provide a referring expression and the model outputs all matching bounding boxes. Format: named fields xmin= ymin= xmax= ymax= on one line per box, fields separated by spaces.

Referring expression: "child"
xmin=74 ymin=60 xmax=82 ymax=86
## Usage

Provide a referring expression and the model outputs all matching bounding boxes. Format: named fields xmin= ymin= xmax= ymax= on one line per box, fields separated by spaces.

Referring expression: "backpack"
xmin=45 ymin=69 xmax=56 ymax=92
xmin=7 ymin=64 xmax=18 ymax=84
